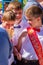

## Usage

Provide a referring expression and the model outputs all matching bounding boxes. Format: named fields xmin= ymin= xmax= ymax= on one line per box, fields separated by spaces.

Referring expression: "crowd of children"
xmin=0 ymin=0 xmax=43 ymax=65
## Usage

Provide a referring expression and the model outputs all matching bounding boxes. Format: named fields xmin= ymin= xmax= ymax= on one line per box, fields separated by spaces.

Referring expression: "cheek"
xmin=33 ymin=22 xmax=38 ymax=27
xmin=16 ymin=14 xmax=22 ymax=19
xmin=28 ymin=21 xmax=32 ymax=25
xmin=38 ymin=21 xmax=42 ymax=27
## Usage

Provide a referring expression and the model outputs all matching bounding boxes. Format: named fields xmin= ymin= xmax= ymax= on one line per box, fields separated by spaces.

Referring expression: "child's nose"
xmin=16 ymin=14 xmax=21 ymax=19
xmin=28 ymin=20 xmax=31 ymax=23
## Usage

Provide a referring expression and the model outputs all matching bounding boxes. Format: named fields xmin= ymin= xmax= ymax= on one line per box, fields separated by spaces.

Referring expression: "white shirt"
xmin=12 ymin=19 xmax=29 ymax=46
xmin=20 ymin=26 xmax=43 ymax=60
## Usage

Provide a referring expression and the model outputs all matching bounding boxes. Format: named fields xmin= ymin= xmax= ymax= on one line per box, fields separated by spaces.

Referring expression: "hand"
xmin=17 ymin=52 xmax=22 ymax=61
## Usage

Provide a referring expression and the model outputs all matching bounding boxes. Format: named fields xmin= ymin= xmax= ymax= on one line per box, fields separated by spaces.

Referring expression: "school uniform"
xmin=12 ymin=20 xmax=29 ymax=46
xmin=17 ymin=26 xmax=43 ymax=65
xmin=12 ymin=21 xmax=43 ymax=65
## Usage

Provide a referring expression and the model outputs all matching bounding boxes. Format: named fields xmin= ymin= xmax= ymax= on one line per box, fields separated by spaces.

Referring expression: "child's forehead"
xmin=26 ymin=15 xmax=36 ymax=20
xmin=5 ymin=20 xmax=15 ymax=24
xmin=13 ymin=9 xmax=22 ymax=13
xmin=25 ymin=13 xmax=32 ymax=18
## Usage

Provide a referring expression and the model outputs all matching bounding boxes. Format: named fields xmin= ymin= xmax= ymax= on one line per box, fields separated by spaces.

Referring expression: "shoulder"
xmin=0 ymin=28 xmax=8 ymax=38
xmin=0 ymin=27 xmax=6 ymax=32
xmin=40 ymin=25 xmax=43 ymax=31
xmin=20 ymin=29 xmax=27 ymax=37
xmin=22 ymin=29 xmax=27 ymax=33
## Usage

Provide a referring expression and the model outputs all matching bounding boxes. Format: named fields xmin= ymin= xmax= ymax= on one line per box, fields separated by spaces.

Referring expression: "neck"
xmin=14 ymin=19 xmax=21 ymax=25
xmin=31 ymin=26 xmax=40 ymax=29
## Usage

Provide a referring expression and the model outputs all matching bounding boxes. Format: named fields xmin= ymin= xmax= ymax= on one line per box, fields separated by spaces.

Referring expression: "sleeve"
xmin=0 ymin=29 xmax=10 ymax=65
xmin=12 ymin=28 xmax=27 ymax=46
xmin=5 ymin=31 xmax=13 ymax=58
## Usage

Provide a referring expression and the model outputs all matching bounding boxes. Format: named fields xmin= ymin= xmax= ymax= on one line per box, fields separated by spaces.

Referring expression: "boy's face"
xmin=13 ymin=9 xmax=22 ymax=24
xmin=3 ymin=21 xmax=14 ymax=38
xmin=27 ymin=16 xmax=42 ymax=28
xmin=6 ymin=4 xmax=22 ymax=24
xmin=4 ymin=21 xmax=15 ymax=29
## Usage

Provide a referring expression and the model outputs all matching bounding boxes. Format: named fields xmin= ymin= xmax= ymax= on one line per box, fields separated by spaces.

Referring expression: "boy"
xmin=6 ymin=1 xmax=22 ymax=24
xmin=1 ymin=11 xmax=16 ymax=65
xmin=16 ymin=5 xmax=43 ymax=65
xmin=23 ymin=0 xmax=43 ymax=26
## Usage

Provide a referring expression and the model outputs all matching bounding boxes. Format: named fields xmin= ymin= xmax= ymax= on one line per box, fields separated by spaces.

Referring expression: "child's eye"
xmin=15 ymin=13 xmax=17 ymax=15
xmin=18 ymin=12 xmax=22 ymax=14
xmin=29 ymin=19 xmax=32 ymax=21
xmin=14 ymin=12 xmax=22 ymax=15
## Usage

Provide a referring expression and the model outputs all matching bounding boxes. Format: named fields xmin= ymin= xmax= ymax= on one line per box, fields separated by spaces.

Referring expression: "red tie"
xmin=33 ymin=28 xmax=40 ymax=32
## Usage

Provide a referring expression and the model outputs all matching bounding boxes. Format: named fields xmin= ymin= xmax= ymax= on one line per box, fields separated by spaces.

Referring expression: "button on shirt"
xmin=20 ymin=26 xmax=43 ymax=60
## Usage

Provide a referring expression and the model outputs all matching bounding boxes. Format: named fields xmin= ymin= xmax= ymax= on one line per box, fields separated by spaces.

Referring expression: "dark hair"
xmin=6 ymin=1 xmax=22 ymax=11
xmin=25 ymin=5 xmax=42 ymax=18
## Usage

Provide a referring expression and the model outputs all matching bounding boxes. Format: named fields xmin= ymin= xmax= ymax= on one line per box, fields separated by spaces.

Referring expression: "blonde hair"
xmin=2 ymin=11 xmax=16 ymax=39
xmin=2 ymin=11 xmax=16 ymax=21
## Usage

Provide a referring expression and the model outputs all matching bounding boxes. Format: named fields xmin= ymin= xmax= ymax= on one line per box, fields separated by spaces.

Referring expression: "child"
xmin=16 ymin=5 xmax=43 ymax=65
xmin=2 ymin=11 xmax=16 ymax=39
xmin=6 ymin=1 xmax=22 ymax=24
xmin=1 ymin=11 xmax=16 ymax=65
